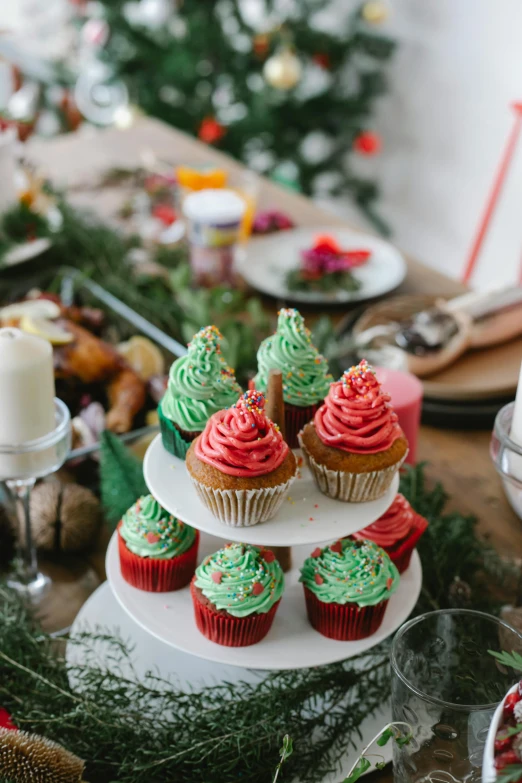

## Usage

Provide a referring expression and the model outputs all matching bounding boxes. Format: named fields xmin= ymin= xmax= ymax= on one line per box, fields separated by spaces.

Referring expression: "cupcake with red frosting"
xmin=352 ymin=493 xmax=428 ymax=573
xmin=298 ymin=360 xmax=408 ymax=502
xmin=186 ymin=390 xmax=297 ymax=526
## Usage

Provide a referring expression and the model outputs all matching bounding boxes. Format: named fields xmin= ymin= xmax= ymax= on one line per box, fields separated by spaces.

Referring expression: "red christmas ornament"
xmin=353 ymin=130 xmax=382 ymax=156
xmin=198 ymin=116 xmax=226 ymax=145
xmin=253 ymin=34 xmax=270 ymax=59
xmin=313 ymin=53 xmax=331 ymax=69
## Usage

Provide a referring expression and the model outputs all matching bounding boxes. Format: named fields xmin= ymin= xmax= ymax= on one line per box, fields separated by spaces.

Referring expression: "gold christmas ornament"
xmin=19 ymin=482 xmax=102 ymax=554
xmin=0 ymin=727 xmax=85 ymax=783
xmin=263 ymin=47 xmax=302 ymax=90
xmin=362 ymin=1 xmax=389 ymax=23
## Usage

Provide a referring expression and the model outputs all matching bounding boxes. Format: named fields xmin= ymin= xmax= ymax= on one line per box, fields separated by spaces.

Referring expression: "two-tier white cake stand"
xmin=68 ymin=434 xmax=422 ymax=780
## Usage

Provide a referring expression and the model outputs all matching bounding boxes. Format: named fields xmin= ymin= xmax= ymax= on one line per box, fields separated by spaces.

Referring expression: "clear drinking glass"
xmin=490 ymin=401 xmax=522 ymax=520
xmin=391 ymin=609 xmax=522 ymax=783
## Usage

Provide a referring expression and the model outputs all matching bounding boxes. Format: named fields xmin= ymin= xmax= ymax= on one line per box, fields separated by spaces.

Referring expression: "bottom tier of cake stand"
xmin=66 ymin=581 xmax=393 ymax=782
xmin=105 ymin=530 xmax=422 ymax=670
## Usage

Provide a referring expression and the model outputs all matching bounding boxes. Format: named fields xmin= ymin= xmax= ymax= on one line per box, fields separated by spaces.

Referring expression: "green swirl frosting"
xmin=254 ymin=308 xmax=332 ymax=407
xmin=194 ymin=543 xmax=284 ymax=618
xmin=161 ymin=325 xmax=242 ymax=432
xmin=120 ymin=494 xmax=196 ymax=559
xmin=299 ymin=538 xmax=399 ymax=607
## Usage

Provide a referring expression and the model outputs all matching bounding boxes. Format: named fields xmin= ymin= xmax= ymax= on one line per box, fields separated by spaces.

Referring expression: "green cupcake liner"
xmin=158 ymin=404 xmax=199 ymax=460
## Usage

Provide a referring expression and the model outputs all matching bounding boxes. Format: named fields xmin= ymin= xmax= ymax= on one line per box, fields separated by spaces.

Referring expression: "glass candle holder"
xmin=0 ymin=398 xmax=71 ymax=599
xmin=391 ymin=609 xmax=522 ymax=783
xmin=490 ymin=401 xmax=522 ymax=520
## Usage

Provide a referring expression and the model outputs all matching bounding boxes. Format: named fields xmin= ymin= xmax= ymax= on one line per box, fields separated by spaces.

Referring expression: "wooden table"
xmin=27 ymin=117 xmax=521 ymax=779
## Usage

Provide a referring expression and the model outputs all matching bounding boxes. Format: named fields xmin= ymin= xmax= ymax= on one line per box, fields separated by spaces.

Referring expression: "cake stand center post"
xmin=266 ymin=368 xmax=292 ymax=572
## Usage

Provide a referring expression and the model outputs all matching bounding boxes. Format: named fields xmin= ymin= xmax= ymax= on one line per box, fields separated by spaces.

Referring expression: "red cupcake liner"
xmin=384 ymin=514 xmax=428 ymax=574
xmin=303 ymin=585 xmax=388 ymax=640
xmin=285 ymin=402 xmax=322 ymax=449
xmin=190 ymin=579 xmax=281 ymax=646
xmin=117 ymin=523 xmax=199 ymax=592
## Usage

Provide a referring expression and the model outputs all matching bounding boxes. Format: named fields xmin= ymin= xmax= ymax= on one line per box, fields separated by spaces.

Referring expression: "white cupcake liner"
xmin=189 ymin=474 xmax=296 ymax=526
xmin=298 ymin=433 xmax=407 ymax=502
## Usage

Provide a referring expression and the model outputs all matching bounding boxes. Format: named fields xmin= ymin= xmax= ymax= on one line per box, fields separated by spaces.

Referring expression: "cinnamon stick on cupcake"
xmin=352 ymin=493 xmax=428 ymax=573
xmin=186 ymin=390 xmax=297 ymax=526
xmin=298 ymin=360 xmax=408 ymax=502
xmin=117 ymin=495 xmax=199 ymax=591
xmin=254 ymin=308 xmax=332 ymax=448
xmin=190 ymin=542 xmax=284 ymax=646
xmin=158 ymin=325 xmax=242 ymax=459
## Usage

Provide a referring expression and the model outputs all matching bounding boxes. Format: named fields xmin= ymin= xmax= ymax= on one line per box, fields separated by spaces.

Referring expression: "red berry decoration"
xmin=198 ymin=116 xmax=226 ymax=145
xmin=262 ymin=549 xmax=275 ymax=563
xmin=504 ymin=691 xmax=521 ymax=717
xmin=330 ymin=540 xmax=342 ymax=554
xmin=314 ymin=573 xmax=324 ymax=585
xmin=353 ymin=130 xmax=382 ymax=156
xmin=495 ymin=750 xmax=520 ymax=770
xmin=152 ymin=204 xmax=177 ymax=226
xmin=211 ymin=571 xmax=222 ymax=584
xmin=495 ymin=733 xmax=513 ymax=754
xmin=0 ymin=708 xmax=16 ymax=732
xmin=311 ymin=547 xmax=322 ymax=558
xmin=252 ymin=582 xmax=264 ymax=596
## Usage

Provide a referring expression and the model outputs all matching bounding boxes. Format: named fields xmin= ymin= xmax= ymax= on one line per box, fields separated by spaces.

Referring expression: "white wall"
xmin=374 ymin=0 xmax=522 ymax=289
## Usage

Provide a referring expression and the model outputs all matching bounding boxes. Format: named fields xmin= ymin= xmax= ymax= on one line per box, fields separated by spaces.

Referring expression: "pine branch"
xmin=99 ymin=430 xmax=148 ymax=528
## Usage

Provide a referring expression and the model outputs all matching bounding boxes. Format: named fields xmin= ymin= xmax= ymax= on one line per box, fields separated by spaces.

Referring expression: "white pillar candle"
xmin=0 ymin=128 xmax=17 ymax=214
xmin=0 ymin=328 xmax=56 ymax=478
xmin=511 ymin=361 xmax=522 ymax=445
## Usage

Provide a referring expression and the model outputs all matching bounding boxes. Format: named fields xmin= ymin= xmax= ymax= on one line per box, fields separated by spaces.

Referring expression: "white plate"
xmin=238 ymin=227 xmax=407 ymax=304
xmin=144 ymin=435 xmax=399 ymax=547
xmin=67 ymin=581 xmax=393 ymax=780
xmin=106 ymin=530 xmax=422 ymax=670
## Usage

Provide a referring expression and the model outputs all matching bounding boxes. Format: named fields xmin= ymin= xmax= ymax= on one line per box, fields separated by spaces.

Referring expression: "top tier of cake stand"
xmin=143 ymin=434 xmax=399 ymax=547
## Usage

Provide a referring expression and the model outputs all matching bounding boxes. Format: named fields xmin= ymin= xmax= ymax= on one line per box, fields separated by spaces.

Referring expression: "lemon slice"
xmin=20 ymin=315 xmax=74 ymax=345
xmin=117 ymin=336 xmax=165 ymax=380
xmin=0 ymin=299 xmax=61 ymax=322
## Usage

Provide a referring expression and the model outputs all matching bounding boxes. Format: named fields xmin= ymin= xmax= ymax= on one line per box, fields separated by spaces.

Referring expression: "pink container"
xmin=375 ymin=366 xmax=423 ymax=465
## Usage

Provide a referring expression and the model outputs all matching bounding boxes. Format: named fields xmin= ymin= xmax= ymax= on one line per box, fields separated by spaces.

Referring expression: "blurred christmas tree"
xmin=73 ymin=0 xmax=396 ymax=230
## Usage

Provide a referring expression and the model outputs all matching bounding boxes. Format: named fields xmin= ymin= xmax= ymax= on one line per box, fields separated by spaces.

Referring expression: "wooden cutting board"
xmin=422 ymin=335 xmax=521 ymax=401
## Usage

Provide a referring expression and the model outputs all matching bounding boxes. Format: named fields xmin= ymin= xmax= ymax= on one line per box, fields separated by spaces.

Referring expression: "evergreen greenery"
xmin=99 ymin=431 xmax=148 ymax=528
xmin=0 ymin=464 xmax=513 ymax=783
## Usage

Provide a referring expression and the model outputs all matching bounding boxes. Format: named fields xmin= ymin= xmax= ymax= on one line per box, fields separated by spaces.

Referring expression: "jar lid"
xmin=183 ymin=189 xmax=246 ymax=224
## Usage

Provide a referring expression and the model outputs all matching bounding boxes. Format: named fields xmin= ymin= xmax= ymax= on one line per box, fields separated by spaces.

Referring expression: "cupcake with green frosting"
xmin=190 ymin=542 xmax=284 ymax=646
xmin=300 ymin=537 xmax=399 ymax=640
xmin=159 ymin=325 xmax=242 ymax=459
xmin=117 ymin=494 xmax=199 ymax=591
xmin=254 ymin=308 xmax=332 ymax=447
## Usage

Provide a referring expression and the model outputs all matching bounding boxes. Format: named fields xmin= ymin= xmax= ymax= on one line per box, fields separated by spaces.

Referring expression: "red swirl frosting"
xmin=195 ymin=390 xmax=289 ymax=477
xmin=353 ymin=494 xmax=414 ymax=546
xmin=314 ymin=360 xmax=403 ymax=454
